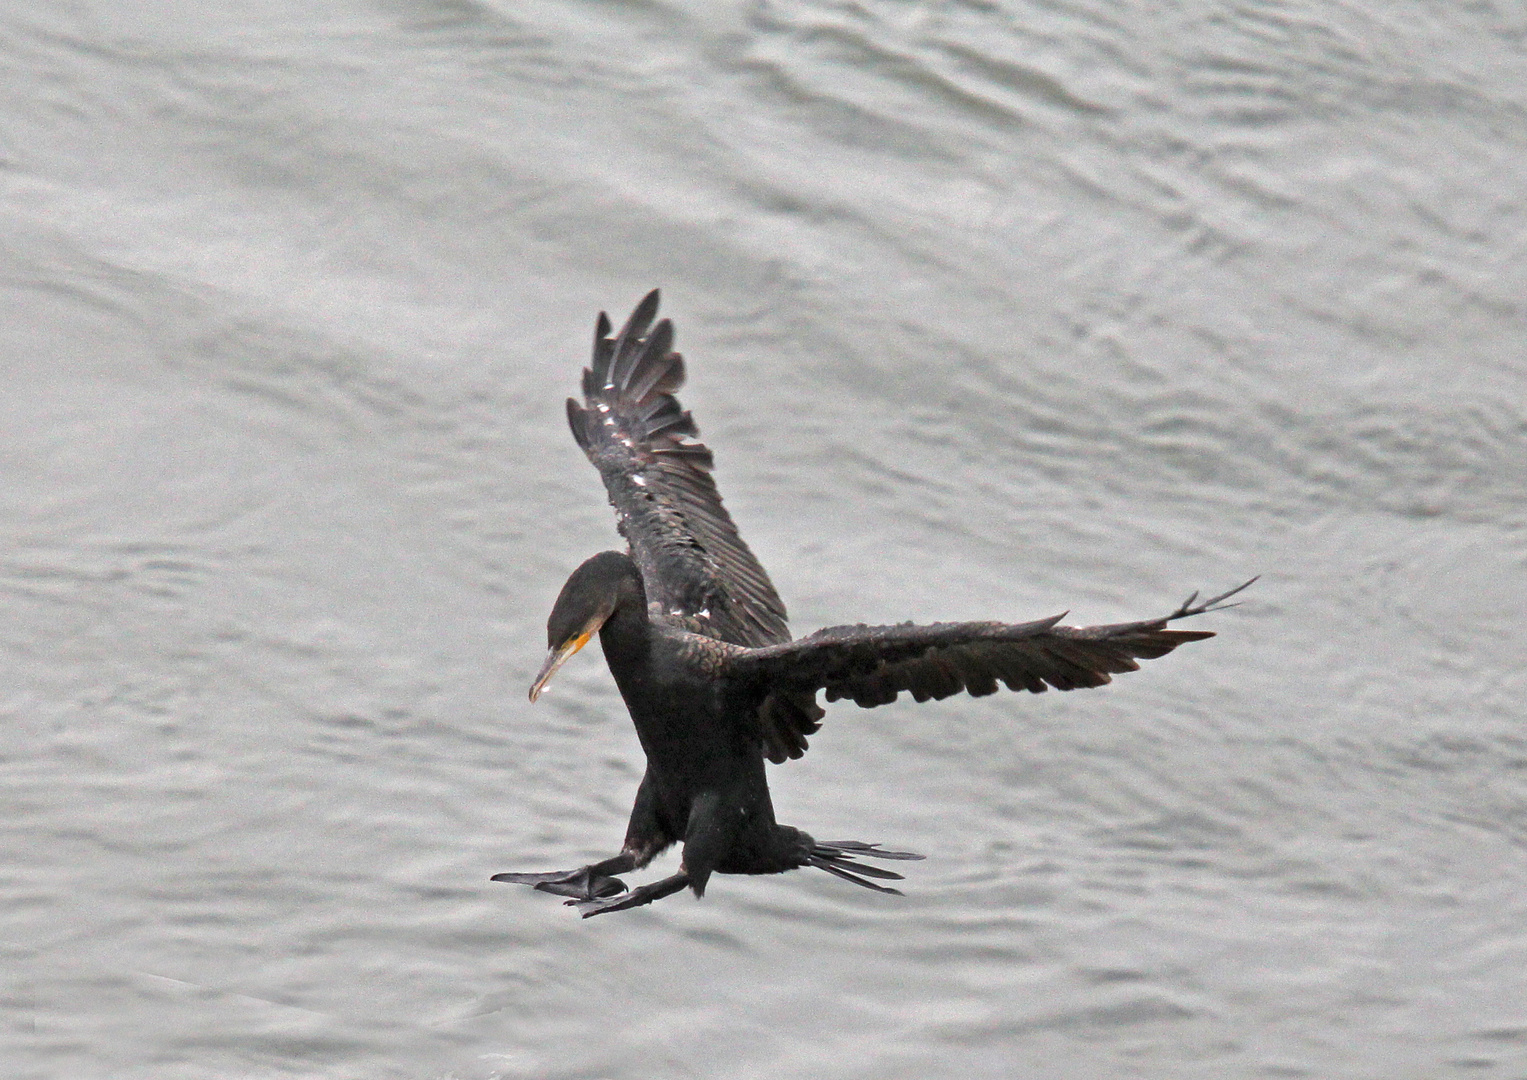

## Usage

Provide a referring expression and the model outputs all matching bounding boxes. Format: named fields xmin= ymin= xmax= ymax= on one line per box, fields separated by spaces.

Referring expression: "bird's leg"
xmin=492 ymin=773 xmax=671 ymax=901
xmin=574 ymin=789 xmax=735 ymax=917
xmin=572 ymin=870 xmax=692 ymax=917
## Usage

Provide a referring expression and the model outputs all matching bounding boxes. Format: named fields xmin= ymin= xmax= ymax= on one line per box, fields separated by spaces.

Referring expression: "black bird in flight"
xmin=494 ymin=291 xmax=1251 ymax=917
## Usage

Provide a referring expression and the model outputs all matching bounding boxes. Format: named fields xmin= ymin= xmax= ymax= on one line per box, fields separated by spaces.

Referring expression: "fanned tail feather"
xmin=807 ymin=840 xmax=926 ymax=895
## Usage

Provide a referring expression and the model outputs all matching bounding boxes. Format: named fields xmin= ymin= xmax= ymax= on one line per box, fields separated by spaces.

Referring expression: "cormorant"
xmin=494 ymin=291 xmax=1251 ymax=917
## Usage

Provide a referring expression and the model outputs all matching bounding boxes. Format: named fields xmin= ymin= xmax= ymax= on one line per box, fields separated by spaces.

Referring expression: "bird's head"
xmin=529 ymin=551 xmax=643 ymax=702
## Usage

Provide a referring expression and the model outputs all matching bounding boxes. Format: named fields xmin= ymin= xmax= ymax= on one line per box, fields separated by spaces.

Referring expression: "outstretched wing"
xmin=732 ymin=581 xmax=1254 ymax=760
xmin=566 ymin=290 xmax=790 ymax=648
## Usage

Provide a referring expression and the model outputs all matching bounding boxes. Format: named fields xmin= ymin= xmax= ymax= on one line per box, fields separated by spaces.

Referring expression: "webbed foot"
xmin=490 ymin=868 xmax=627 ymax=900
xmin=570 ymin=871 xmax=692 ymax=918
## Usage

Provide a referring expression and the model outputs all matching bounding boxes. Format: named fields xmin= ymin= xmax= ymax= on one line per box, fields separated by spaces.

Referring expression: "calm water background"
xmin=4 ymin=1 xmax=1526 ymax=1077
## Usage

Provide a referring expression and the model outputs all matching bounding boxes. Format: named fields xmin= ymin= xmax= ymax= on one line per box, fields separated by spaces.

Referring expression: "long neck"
xmin=595 ymin=558 xmax=650 ymax=673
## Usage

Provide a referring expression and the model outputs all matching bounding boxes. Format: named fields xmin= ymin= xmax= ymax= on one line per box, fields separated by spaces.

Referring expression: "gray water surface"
xmin=4 ymin=1 xmax=1526 ymax=1077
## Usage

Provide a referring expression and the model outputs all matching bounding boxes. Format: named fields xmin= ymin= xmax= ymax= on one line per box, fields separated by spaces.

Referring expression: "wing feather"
xmin=732 ymin=581 xmax=1254 ymax=757
xmin=567 ymin=290 xmax=791 ymax=648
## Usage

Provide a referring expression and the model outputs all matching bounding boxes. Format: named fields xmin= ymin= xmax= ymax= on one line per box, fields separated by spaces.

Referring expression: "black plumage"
xmin=494 ymin=291 xmax=1252 ymax=917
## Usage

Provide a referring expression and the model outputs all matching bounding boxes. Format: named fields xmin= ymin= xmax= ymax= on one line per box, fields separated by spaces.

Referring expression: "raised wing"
xmin=732 ymin=581 xmax=1254 ymax=759
xmin=566 ymin=290 xmax=790 ymax=647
